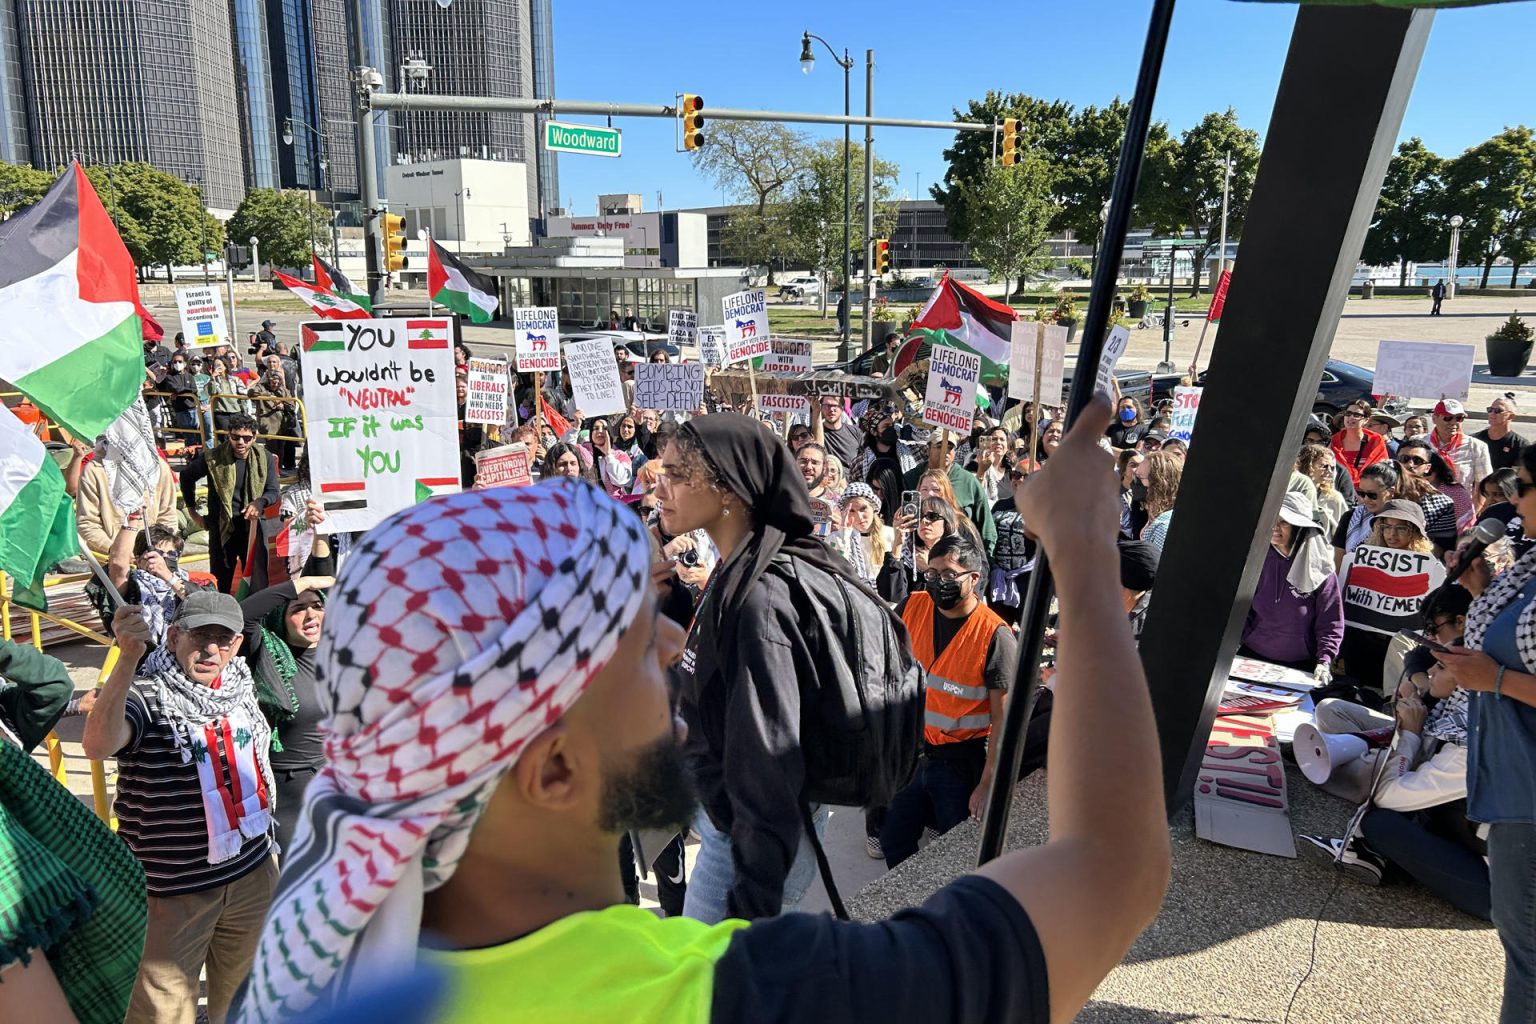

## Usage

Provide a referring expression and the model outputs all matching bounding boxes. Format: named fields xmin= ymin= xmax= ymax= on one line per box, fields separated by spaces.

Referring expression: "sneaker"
xmin=865 ymin=834 xmax=883 ymax=860
xmin=1296 ymin=833 xmax=1385 ymax=885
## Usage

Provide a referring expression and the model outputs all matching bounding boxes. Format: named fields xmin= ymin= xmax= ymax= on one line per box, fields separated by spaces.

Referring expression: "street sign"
xmin=544 ymin=121 xmax=622 ymax=158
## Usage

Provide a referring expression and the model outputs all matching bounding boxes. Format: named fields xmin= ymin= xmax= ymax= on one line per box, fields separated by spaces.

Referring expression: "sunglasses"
xmin=1343 ymin=411 xmax=1366 ymax=420
xmin=1398 ymin=455 xmax=1429 ymax=467
xmin=1010 ymin=470 xmax=1027 ymax=481
xmin=1357 ymin=489 xmax=1383 ymax=500
xmin=1488 ymin=406 xmax=1513 ymax=415
xmin=1441 ymin=415 xmax=1466 ymax=424
xmin=1519 ymin=481 xmax=1534 ymax=498
xmin=920 ymin=512 xmax=946 ymax=523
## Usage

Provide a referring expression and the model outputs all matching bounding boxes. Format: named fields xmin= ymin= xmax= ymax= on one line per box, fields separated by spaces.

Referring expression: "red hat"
xmin=1433 ymin=399 xmax=1466 ymax=418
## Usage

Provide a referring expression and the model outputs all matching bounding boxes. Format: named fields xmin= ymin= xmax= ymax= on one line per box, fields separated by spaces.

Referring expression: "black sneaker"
xmin=1296 ymin=833 xmax=1385 ymax=885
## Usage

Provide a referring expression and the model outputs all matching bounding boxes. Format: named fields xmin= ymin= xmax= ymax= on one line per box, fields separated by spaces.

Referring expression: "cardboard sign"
xmin=464 ymin=356 xmax=510 ymax=426
xmin=699 ymin=326 xmax=727 ymax=366
xmin=176 ymin=285 xmax=231 ymax=349
xmin=298 ymin=317 xmax=461 ymax=533
xmin=1372 ymin=340 xmax=1475 ymax=401
xmin=513 ymin=306 xmax=562 ymax=373
xmin=475 ymin=443 xmax=533 ymax=488
xmin=634 ymin=362 xmax=705 ymax=412
xmin=1341 ymin=544 xmax=1447 ymax=636
xmin=760 ymin=337 xmax=812 ymax=373
xmin=1193 ymin=713 xmax=1295 ymax=858
xmin=1008 ymin=321 xmax=1067 ymax=402
xmin=757 ymin=392 xmax=809 ymax=416
xmin=1094 ymin=325 xmax=1132 ymax=398
xmin=1169 ymin=386 xmax=1203 ymax=444
xmin=923 ymin=346 xmax=982 ymax=434
xmin=564 ymin=337 xmax=627 ymax=417
xmin=722 ymin=289 xmax=770 ymax=365
xmin=668 ymin=309 xmax=698 ymax=351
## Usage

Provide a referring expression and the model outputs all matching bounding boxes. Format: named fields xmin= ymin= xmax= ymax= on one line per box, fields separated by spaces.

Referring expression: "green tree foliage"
xmin=0 ymin=161 xmax=55 ymax=217
xmin=690 ymin=121 xmax=811 ymax=282
xmin=933 ymin=92 xmax=1073 ymax=243
xmin=1361 ymin=139 xmax=1447 ymax=286
xmin=783 ymin=140 xmax=900 ymax=312
xmin=81 ymin=163 xmax=223 ymax=280
xmin=1444 ymin=126 xmax=1536 ymax=287
xmin=1051 ymin=99 xmax=1172 ymax=259
xmin=227 ymin=188 xmax=333 ymax=271
xmin=951 ymin=158 xmax=1060 ymax=300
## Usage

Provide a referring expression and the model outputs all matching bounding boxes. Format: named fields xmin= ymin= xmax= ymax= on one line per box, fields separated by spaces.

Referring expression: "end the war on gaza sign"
xmin=722 ymin=289 xmax=770 ymax=365
xmin=514 ymin=306 xmax=561 ymax=373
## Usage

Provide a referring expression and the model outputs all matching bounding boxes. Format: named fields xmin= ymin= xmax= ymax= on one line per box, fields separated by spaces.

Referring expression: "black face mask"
xmin=1130 ymin=479 xmax=1148 ymax=505
xmin=926 ymin=575 xmax=967 ymax=610
xmin=879 ymin=426 xmax=899 ymax=449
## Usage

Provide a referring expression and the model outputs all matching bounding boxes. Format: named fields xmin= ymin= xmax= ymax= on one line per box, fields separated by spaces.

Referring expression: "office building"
xmin=544 ymin=209 xmax=708 ymax=269
xmin=232 ymin=0 xmax=280 ymax=190
xmin=529 ymin=0 xmax=557 ymax=222
xmin=0 ymin=3 xmax=29 ymax=164
xmin=384 ymin=157 xmax=530 ymax=254
xmin=265 ymin=0 xmax=357 ymax=200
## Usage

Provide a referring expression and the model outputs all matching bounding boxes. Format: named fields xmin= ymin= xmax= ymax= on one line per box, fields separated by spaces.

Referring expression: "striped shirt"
xmin=115 ymin=685 xmax=273 ymax=897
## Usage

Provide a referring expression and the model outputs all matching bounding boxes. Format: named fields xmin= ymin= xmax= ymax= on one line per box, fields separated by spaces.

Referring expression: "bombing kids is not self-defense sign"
xmin=923 ymin=346 xmax=982 ymax=434
xmin=514 ymin=306 xmax=562 ymax=373
xmin=299 ymin=317 xmax=461 ymax=534
xmin=722 ymin=289 xmax=770 ymax=365
xmin=464 ymin=356 xmax=510 ymax=425
xmin=634 ymin=362 xmax=705 ymax=412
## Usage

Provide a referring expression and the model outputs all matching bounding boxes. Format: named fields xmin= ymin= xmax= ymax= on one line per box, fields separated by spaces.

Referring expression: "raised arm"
xmin=81 ymin=608 xmax=149 ymax=761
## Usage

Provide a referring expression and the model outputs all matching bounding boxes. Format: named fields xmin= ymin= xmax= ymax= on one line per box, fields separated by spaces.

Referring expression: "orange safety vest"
xmin=904 ymin=590 xmax=1004 ymax=746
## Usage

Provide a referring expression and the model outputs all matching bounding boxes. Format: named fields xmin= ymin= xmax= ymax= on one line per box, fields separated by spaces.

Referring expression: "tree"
xmin=1361 ymin=139 xmax=1447 ymax=286
xmin=954 ymin=158 xmax=1060 ymax=301
xmin=933 ymin=92 xmax=1073 ymax=245
xmin=0 ymin=161 xmax=56 ymax=218
xmin=690 ymin=121 xmax=812 ymax=283
xmin=1444 ymin=126 xmax=1536 ymax=287
xmin=782 ymin=140 xmax=900 ymax=314
xmin=227 ymin=188 xmax=333 ymax=272
xmin=79 ymin=163 xmax=222 ymax=280
xmin=1052 ymin=100 xmax=1172 ymax=260
xmin=1138 ymin=109 xmax=1261 ymax=295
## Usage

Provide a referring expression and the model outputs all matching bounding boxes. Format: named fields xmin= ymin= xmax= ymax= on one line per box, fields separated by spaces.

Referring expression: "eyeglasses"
xmin=1380 ymin=523 xmax=1416 ymax=535
xmin=920 ymin=512 xmax=946 ymax=523
xmin=1398 ymin=455 xmax=1429 ymax=467
xmin=185 ymin=627 xmax=238 ymax=649
xmin=921 ymin=569 xmax=974 ymax=583
xmin=1343 ymin=411 xmax=1366 ymax=420
xmin=1357 ymin=489 xmax=1383 ymax=500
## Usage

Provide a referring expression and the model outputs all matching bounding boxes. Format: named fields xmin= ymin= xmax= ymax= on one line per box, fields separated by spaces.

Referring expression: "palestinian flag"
xmin=313 ymin=255 xmax=371 ymax=311
xmin=892 ymin=272 xmax=1016 ymax=386
xmin=428 ymin=240 xmax=498 ymax=323
xmin=0 ymin=410 xmax=79 ymax=611
xmin=0 ymin=163 xmax=155 ymax=440
xmin=301 ymin=322 xmax=346 ymax=353
xmin=414 ymin=476 xmax=459 ymax=503
xmin=272 ymin=269 xmax=371 ymax=320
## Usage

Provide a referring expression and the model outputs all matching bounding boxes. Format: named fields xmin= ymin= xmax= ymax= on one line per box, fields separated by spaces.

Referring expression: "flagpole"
xmin=78 ymin=534 xmax=125 ymax=610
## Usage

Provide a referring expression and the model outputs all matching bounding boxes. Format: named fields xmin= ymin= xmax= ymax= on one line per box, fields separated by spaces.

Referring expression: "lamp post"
xmin=800 ymin=30 xmax=855 ymax=360
xmin=191 ymin=177 xmax=210 ymax=285
xmin=281 ymin=117 xmax=339 ymax=265
xmin=455 ymin=187 xmax=471 ymax=252
xmin=1447 ymin=213 xmax=1463 ymax=300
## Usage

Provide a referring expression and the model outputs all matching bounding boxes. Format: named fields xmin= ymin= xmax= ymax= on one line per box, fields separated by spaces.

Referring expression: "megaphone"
xmin=1293 ymin=723 xmax=1369 ymax=785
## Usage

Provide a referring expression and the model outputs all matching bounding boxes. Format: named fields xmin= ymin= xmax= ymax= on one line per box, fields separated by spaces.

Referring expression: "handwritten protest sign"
xmin=1094 ymin=325 xmax=1132 ymax=397
xmin=464 ymin=356 xmax=510 ymax=425
xmin=176 ymin=286 xmax=231 ymax=349
xmin=668 ymin=309 xmax=698 ymax=351
xmin=564 ymin=337 xmax=626 ymax=417
xmin=1008 ymin=321 xmax=1067 ymax=402
xmin=699 ymin=327 xmax=727 ymax=366
xmin=1170 ymin=386 xmax=1203 ymax=444
xmin=1194 ymin=712 xmax=1295 ymax=858
xmin=761 ymin=337 xmax=812 ymax=373
xmin=722 ymin=289 xmax=771 ymax=365
xmin=1372 ymin=340 xmax=1474 ymax=401
xmin=298 ymin=317 xmax=460 ymax=533
xmin=1341 ymin=544 xmax=1446 ymax=635
xmin=634 ymin=363 xmax=705 ymax=412
xmin=923 ymin=346 xmax=982 ymax=434
xmin=513 ymin=306 xmax=561 ymax=373
xmin=757 ymin=393 xmax=809 ymax=417
xmin=476 ymin=443 xmax=533 ymax=488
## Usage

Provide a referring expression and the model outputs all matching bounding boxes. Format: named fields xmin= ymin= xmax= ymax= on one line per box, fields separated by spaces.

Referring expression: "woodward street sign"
xmin=544 ymin=121 xmax=621 ymax=158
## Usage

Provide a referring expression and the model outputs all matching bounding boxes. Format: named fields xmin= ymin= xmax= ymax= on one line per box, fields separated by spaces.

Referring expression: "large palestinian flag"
xmin=313 ymin=255 xmax=371 ymax=311
xmin=892 ymin=273 xmax=1016 ymax=386
xmin=0 ymin=409 xmax=77 ymax=610
xmin=0 ymin=163 xmax=155 ymax=439
xmin=428 ymin=240 xmax=498 ymax=323
xmin=273 ymin=269 xmax=371 ymax=320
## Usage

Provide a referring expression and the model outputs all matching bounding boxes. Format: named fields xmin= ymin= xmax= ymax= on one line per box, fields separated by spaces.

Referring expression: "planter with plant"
xmin=1127 ymin=284 xmax=1151 ymax=320
xmin=1486 ymin=312 xmax=1534 ymax=377
xmin=1052 ymin=295 xmax=1080 ymax=345
xmin=871 ymin=297 xmax=900 ymax=345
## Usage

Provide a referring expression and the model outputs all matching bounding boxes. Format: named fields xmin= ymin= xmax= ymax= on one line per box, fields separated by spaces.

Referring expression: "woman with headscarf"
xmin=581 ymin=416 xmax=636 ymax=499
xmin=1238 ymin=493 xmax=1344 ymax=682
xmin=658 ymin=413 xmax=913 ymax=923
xmin=828 ymin=482 xmax=893 ymax=597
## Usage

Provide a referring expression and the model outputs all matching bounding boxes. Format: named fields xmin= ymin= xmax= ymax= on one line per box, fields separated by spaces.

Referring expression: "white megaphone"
xmin=1293 ymin=723 xmax=1369 ymax=785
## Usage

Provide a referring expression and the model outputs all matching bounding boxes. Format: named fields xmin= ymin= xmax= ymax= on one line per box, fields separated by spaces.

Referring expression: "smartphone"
xmin=900 ymin=490 xmax=920 ymax=521
xmin=1396 ymin=629 xmax=1451 ymax=654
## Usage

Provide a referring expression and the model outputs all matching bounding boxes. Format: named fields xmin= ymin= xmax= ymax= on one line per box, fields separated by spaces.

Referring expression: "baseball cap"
xmin=1141 ymin=429 xmax=1169 ymax=444
xmin=1433 ymin=399 xmax=1465 ymax=418
xmin=1374 ymin=499 xmax=1427 ymax=534
xmin=262 ymin=319 xmax=276 ymax=328
xmin=172 ymin=591 xmax=243 ymax=633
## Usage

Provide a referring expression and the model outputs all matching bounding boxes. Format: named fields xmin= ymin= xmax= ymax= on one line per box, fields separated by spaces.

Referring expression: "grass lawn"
xmin=770 ymin=305 xmax=867 ymax=338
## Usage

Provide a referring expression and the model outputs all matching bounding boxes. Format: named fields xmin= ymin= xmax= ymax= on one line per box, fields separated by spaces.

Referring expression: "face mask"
xmin=926 ymin=575 xmax=966 ymax=610
xmin=1131 ymin=479 xmax=1148 ymax=504
xmin=1120 ymin=407 xmax=1137 ymax=423
xmin=879 ymin=426 xmax=899 ymax=449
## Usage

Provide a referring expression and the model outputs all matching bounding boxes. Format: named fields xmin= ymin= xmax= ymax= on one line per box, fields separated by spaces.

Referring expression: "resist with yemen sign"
xmin=722 ymin=288 xmax=770 ymax=365
xmin=1340 ymin=544 xmax=1447 ymax=636
xmin=514 ymin=306 xmax=561 ymax=373
xmin=923 ymin=346 xmax=982 ymax=434
xmin=176 ymin=285 xmax=231 ymax=349
xmin=299 ymin=317 xmax=461 ymax=533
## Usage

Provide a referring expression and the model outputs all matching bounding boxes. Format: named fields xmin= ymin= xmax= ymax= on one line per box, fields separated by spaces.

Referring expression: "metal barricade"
xmin=206 ymin=389 xmax=309 ymax=449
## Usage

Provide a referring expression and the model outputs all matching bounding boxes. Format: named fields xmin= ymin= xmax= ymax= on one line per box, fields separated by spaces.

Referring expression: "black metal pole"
xmin=1164 ymin=244 xmax=1176 ymax=365
xmin=976 ymin=0 xmax=1178 ymax=866
xmin=841 ymin=53 xmax=851 ymax=359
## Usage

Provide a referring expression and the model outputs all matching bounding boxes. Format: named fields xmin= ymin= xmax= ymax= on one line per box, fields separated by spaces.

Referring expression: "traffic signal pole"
xmin=861 ymin=49 xmax=875 ymax=350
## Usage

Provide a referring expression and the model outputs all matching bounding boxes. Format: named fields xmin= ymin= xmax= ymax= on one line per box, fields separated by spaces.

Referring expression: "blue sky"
xmin=548 ymin=0 xmax=1535 ymax=215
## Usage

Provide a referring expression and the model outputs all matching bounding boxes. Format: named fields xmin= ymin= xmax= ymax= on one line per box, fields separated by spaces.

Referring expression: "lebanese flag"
xmin=313 ymin=254 xmax=371 ymax=311
xmin=428 ymin=240 xmax=498 ymax=323
xmin=894 ymin=272 xmax=1016 ymax=385
xmin=0 ymin=163 xmax=153 ymax=439
xmin=272 ymin=269 xmax=371 ymax=320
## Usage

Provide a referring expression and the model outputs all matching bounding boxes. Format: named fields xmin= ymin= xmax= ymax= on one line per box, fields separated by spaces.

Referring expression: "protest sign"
xmin=923 ymin=346 xmax=982 ymax=434
xmin=634 ymin=362 xmax=705 ymax=412
xmin=512 ymin=306 xmax=561 ymax=373
xmin=1094 ymin=325 xmax=1132 ymax=397
xmin=1194 ymin=712 xmax=1295 ymax=858
xmin=476 ymin=443 xmax=533 ymax=488
xmin=757 ymin=393 xmax=809 ymax=416
xmin=699 ymin=327 xmax=727 ymax=366
xmin=1008 ymin=321 xmax=1067 ymax=402
xmin=464 ymin=356 xmax=510 ymax=425
xmin=722 ymin=289 xmax=771 ymax=365
xmin=564 ymin=337 xmax=626 ymax=417
xmin=760 ymin=337 xmax=812 ymax=373
xmin=298 ymin=317 xmax=461 ymax=533
xmin=668 ymin=309 xmax=698 ymax=351
xmin=1372 ymin=340 xmax=1475 ymax=401
xmin=1169 ymin=386 xmax=1203 ymax=444
xmin=175 ymin=285 xmax=231 ymax=349
xmin=1340 ymin=544 xmax=1447 ymax=635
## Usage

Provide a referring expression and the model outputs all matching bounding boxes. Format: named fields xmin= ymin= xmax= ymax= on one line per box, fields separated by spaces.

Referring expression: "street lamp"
xmin=1447 ymin=213 xmax=1463 ymax=301
xmin=280 ymin=117 xmax=339 ymax=263
xmin=800 ymin=30 xmax=856 ymax=360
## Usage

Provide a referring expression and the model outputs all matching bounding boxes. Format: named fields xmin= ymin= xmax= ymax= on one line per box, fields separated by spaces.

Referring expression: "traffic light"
xmin=681 ymin=94 xmax=704 ymax=151
xmin=381 ymin=213 xmax=406 ymax=272
xmin=875 ymin=238 xmax=890 ymax=275
xmin=1001 ymin=117 xmax=1020 ymax=167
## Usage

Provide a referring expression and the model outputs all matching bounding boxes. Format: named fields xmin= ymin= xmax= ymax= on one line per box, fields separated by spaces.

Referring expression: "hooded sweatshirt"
xmin=1240 ymin=543 xmax=1345 ymax=667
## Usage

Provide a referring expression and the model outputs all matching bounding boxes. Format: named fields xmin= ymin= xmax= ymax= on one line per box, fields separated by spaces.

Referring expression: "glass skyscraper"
xmin=529 ymin=0 xmax=557 ymax=221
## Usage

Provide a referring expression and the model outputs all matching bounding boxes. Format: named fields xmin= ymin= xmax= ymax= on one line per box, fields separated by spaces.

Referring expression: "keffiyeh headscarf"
xmin=234 ymin=479 xmax=650 ymax=1023
xmin=1424 ymin=686 xmax=1470 ymax=746
xmin=1465 ymin=539 xmax=1536 ymax=673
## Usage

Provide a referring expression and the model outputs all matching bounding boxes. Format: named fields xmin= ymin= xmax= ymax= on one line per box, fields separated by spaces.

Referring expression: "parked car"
xmin=780 ymin=276 xmax=823 ymax=302
xmin=1148 ymin=358 xmax=1408 ymax=419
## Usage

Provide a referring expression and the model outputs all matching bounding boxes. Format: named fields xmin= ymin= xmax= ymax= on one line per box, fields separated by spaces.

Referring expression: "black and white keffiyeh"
xmin=1464 ymin=540 xmax=1536 ymax=674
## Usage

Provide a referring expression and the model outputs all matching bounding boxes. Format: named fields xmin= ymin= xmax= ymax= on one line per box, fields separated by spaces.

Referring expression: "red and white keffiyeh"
xmin=234 ymin=479 xmax=650 ymax=1022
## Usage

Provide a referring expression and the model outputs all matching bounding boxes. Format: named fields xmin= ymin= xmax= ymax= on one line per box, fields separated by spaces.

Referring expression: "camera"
xmin=677 ymin=548 xmax=701 ymax=568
